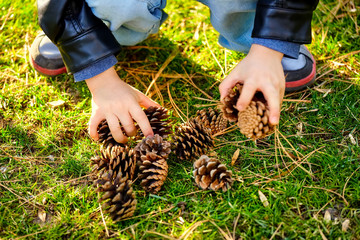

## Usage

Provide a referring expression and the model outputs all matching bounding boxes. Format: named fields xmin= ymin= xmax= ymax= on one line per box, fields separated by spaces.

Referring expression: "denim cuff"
xmin=73 ymin=55 xmax=118 ymax=82
xmin=252 ymin=38 xmax=300 ymax=59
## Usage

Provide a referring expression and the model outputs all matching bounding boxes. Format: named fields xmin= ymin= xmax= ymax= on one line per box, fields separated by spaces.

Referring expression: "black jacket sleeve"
xmin=252 ymin=0 xmax=319 ymax=44
xmin=37 ymin=0 xmax=121 ymax=74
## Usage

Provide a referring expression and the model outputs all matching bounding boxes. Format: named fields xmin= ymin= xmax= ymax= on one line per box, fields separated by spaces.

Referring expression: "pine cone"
xmin=92 ymin=143 xmax=136 ymax=181
xmin=174 ymin=118 xmax=214 ymax=161
xmin=195 ymin=107 xmax=228 ymax=135
xmin=220 ymin=84 xmax=242 ymax=122
xmin=237 ymin=100 xmax=275 ymax=139
xmin=95 ymin=172 xmax=137 ymax=221
xmin=97 ymin=120 xmax=127 ymax=145
xmin=134 ymin=134 xmax=170 ymax=194
xmin=138 ymin=106 xmax=172 ymax=139
xmin=193 ymin=155 xmax=233 ymax=192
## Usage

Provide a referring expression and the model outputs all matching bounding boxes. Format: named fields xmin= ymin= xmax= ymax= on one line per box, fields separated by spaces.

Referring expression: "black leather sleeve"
xmin=252 ymin=0 xmax=319 ymax=44
xmin=37 ymin=0 xmax=121 ymax=74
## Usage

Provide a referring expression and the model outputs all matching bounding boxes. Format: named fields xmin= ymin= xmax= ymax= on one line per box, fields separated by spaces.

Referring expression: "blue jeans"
xmin=85 ymin=0 xmax=257 ymax=53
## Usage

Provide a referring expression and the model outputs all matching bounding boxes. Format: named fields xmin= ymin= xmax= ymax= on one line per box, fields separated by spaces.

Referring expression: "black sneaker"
xmin=282 ymin=45 xmax=316 ymax=92
xmin=30 ymin=32 xmax=66 ymax=76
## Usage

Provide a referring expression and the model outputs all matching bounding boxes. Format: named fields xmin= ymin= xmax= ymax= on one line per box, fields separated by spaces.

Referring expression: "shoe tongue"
xmin=281 ymin=54 xmax=306 ymax=71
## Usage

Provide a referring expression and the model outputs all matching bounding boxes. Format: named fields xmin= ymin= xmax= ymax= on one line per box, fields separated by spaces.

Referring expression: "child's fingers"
xmin=219 ymin=77 xmax=238 ymax=102
xmin=138 ymin=92 xmax=160 ymax=109
xmin=106 ymin=114 xmax=128 ymax=143
xmin=130 ymin=105 xmax=154 ymax=137
xmin=88 ymin=113 xmax=103 ymax=141
xmin=236 ymin=82 xmax=257 ymax=111
xmin=117 ymin=114 xmax=137 ymax=137
xmin=261 ymin=85 xmax=281 ymax=125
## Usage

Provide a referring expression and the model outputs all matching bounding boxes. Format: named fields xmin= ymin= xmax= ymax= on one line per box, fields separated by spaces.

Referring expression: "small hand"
xmin=219 ymin=44 xmax=285 ymax=125
xmin=86 ymin=67 xmax=160 ymax=143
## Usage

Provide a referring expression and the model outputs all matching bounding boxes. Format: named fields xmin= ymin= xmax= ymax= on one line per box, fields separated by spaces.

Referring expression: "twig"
xmin=120 ymin=206 xmax=175 ymax=221
xmin=0 ymin=182 xmax=43 ymax=209
xmin=342 ymin=165 xmax=360 ymax=205
xmin=209 ymin=220 xmax=233 ymax=240
xmin=233 ymin=213 xmax=241 ymax=240
xmin=167 ymin=83 xmax=186 ymax=122
xmin=203 ymin=24 xmax=225 ymax=77
xmin=145 ymin=231 xmax=177 ymax=240
xmin=179 ymin=220 xmax=209 ymax=240
xmin=181 ymin=66 xmax=213 ymax=100
xmin=269 ymin=222 xmax=283 ymax=240
xmin=303 ymin=186 xmax=348 ymax=205
xmin=13 ymin=229 xmax=47 ymax=240
xmin=99 ymin=202 xmax=109 ymax=237
xmin=283 ymin=99 xmax=312 ymax=103
xmin=315 ymin=197 xmax=335 ymax=218
xmin=145 ymin=49 xmax=178 ymax=96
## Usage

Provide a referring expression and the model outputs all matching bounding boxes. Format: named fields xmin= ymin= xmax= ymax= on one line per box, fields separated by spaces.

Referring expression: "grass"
xmin=0 ymin=0 xmax=359 ymax=239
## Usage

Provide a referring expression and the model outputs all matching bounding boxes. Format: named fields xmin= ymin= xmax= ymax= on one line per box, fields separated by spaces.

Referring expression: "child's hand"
xmin=86 ymin=67 xmax=160 ymax=143
xmin=219 ymin=44 xmax=285 ymax=125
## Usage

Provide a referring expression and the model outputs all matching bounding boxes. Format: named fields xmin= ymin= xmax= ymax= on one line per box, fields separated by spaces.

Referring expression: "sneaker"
xmin=30 ymin=32 xmax=67 ymax=76
xmin=282 ymin=45 xmax=316 ymax=92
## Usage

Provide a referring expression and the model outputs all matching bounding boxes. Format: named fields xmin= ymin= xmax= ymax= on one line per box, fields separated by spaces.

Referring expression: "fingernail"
xmin=237 ymin=105 xmax=244 ymax=111
xmin=270 ymin=116 xmax=279 ymax=125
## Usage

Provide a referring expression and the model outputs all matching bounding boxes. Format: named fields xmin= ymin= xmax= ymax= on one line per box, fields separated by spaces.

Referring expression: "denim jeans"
xmin=85 ymin=0 xmax=257 ymax=53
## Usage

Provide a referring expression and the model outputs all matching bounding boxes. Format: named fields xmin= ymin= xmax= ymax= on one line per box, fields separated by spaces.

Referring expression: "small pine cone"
xmin=193 ymin=155 xmax=233 ymax=192
xmin=237 ymin=100 xmax=275 ymax=140
xmin=195 ymin=107 xmax=228 ymax=135
xmin=92 ymin=143 xmax=136 ymax=181
xmin=134 ymin=134 xmax=171 ymax=165
xmin=174 ymin=118 xmax=214 ymax=161
xmin=220 ymin=84 xmax=243 ymax=122
xmin=134 ymin=134 xmax=170 ymax=194
xmin=95 ymin=172 xmax=137 ymax=221
xmin=138 ymin=106 xmax=172 ymax=139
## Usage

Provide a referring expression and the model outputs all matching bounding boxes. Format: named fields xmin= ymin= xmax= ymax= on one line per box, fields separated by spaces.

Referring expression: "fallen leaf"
xmin=258 ymin=190 xmax=269 ymax=207
xmin=38 ymin=210 xmax=47 ymax=222
xmin=342 ymin=219 xmax=350 ymax=232
xmin=231 ymin=149 xmax=240 ymax=166
xmin=48 ymin=100 xmax=65 ymax=108
xmin=324 ymin=209 xmax=331 ymax=223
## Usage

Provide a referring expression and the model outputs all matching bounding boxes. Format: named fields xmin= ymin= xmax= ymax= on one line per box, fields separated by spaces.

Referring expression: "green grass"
xmin=1 ymin=0 xmax=360 ymax=239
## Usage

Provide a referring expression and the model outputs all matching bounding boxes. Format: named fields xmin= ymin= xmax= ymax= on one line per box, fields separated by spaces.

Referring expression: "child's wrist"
xmin=249 ymin=44 xmax=284 ymax=61
xmin=85 ymin=66 xmax=119 ymax=93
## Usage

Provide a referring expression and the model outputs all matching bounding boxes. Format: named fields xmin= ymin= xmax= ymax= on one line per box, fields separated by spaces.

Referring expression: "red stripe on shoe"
xmin=285 ymin=60 xmax=316 ymax=89
xmin=31 ymin=58 xmax=67 ymax=76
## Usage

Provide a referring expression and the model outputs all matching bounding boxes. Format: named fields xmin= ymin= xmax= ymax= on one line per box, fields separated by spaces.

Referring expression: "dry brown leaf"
xmin=48 ymin=100 xmax=65 ymax=108
xmin=38 ymin=210 xmax=47 ymax=222
xmin=342 ymin=219 xmax=350 ymax=232
xmin=258 ymin=190 xmax=269 ymax=207
xmin=231 ymin=149 xmax=240 ymax=166
xmin=298 ymin=144 xmax=308 ymax=151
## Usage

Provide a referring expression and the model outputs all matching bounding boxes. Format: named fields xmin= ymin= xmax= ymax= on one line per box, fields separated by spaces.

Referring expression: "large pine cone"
xmin=134 ymin=134 xmax=170 ymax=194
xmin=220 ymin=84 xmax=242 ymax=122
xmin=195 ymin=107 xmax=228 ymax=136
xmin=138 ymin=106 xmax=172 ymax=139
xmin=95 ymin=172 xmax=137 ymax=221
xmin=193 ymin=155 xmax=233 ymax=192
xmin=237 ymin=100 xmax=275 ymax=140
xmin=92 ymin=143 xmax=136 ymax=181
xmin=174 ymin=118 xmax=214 ymax=161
